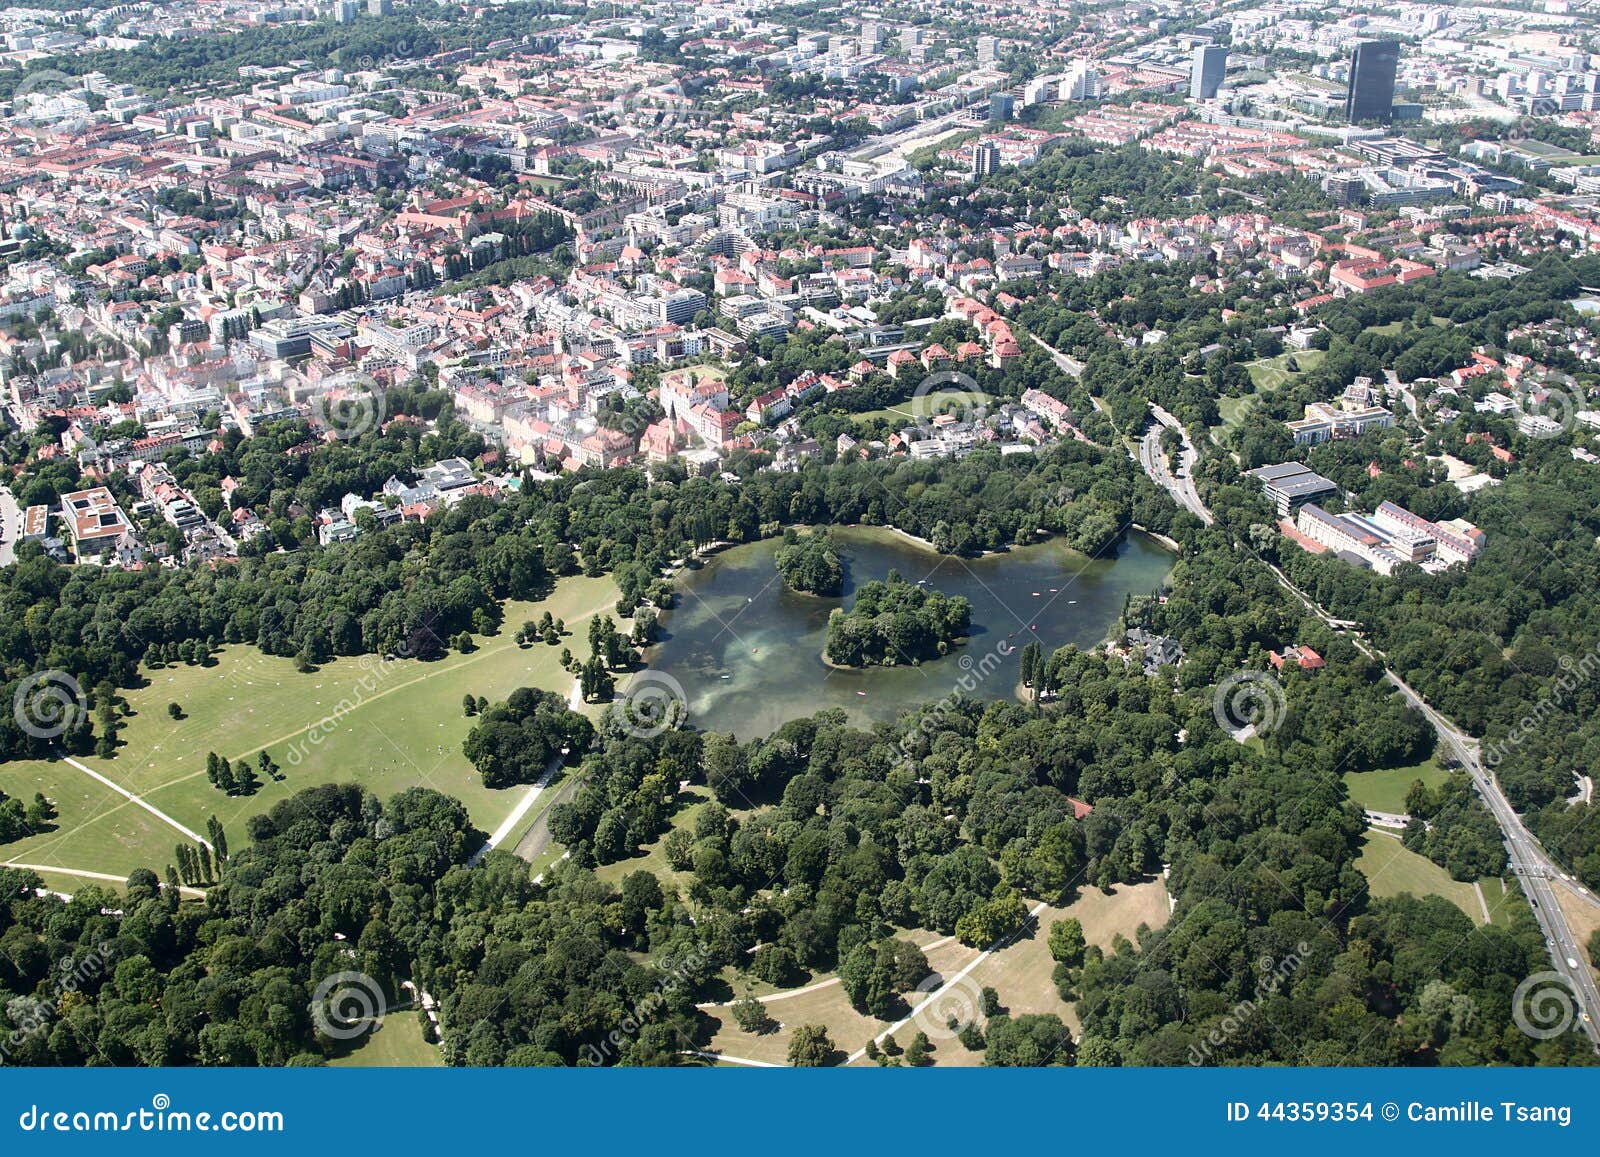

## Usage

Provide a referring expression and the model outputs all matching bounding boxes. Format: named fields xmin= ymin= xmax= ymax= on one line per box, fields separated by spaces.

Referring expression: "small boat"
xmin=856 ymin=691 xmax=868 ymax=697
xmin=1068 ymin=600 xmax=1077 ymax=605
xmin=1049 ymin=588 xmax=1058 ymax=593
xmin=1032 ymin=591 xmax=1041 ymax=597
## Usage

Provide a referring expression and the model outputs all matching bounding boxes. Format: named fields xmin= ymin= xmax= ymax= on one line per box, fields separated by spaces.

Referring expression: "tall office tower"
xmin=989 ymin=92 xmax=1014 ymax=122
xmin=1345 ymin=39 xmax=1399 ymax=123
xmin=977 ymin=35 xmax=999 ymax=64
xmin=1190 ymin=44 xmax=1226 ymax=99
xmin=861 ymin=22 xmax=885 ymax=53
xmin=972 ymin=141 xmax=1000 ymax=177
xmin=900 ymin=27 xmax=924 ymax=52
xmin=1064 ymin=60 xmax=1102 ymax=101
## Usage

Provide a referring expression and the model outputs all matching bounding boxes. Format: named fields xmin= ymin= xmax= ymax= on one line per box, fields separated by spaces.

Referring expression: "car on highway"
xmin=1567 ymin=957 xmax=1581 ymax=970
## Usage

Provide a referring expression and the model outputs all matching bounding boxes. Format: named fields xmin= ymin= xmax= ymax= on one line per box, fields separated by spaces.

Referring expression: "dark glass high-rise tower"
xmin=1345 ymin=40 xmax=1399 ymax=123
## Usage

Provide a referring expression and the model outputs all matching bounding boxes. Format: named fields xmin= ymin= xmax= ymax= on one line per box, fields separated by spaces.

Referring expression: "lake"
xmin=640 ymin=526 xmax=1175 ymax=738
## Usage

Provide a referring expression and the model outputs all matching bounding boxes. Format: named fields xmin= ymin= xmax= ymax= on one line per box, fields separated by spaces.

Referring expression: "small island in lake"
xmin=824 ymin=570 xmax=971 ymax=667
xmin=774 ymin=527 xmax=845 ymax=596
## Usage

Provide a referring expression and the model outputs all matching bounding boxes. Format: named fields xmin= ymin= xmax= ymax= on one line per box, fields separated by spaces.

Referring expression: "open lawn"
xmin=326 ymin=1012 xmax=442 ymax=1068
xmin=926 ymin=877 xmax=1173 ymax=1066
xmin=694 ymin=878 xmax=1172 ymax=1067
xmin=848 ymin=390 xmax=995 ymax=431
xmin=699 ymin=929 xmax=976 ymax=1066
xmin=1213 ymin=350 xmax=1324 ymax=436
xmin=0 ymin=573 xmax=620 ymax=881
xmin=1243 ymin=348 xmax=1324 ymax=393
xmin=1356 ymin=830 xmax=1505 ymax=925
xmin=1344 ymin=755 xmax=1449 ymax=814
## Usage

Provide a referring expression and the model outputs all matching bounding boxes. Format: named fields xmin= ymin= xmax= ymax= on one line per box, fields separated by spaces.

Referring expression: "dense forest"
xmin=774 ymin=528 xmax=844 ymax=596
xmin=0 ymin=438 xmax=1153 ymax=763
xmin=823 ymin=573 xmax=971 ymax=666
xmin=3 ymin=613 xmax=1590 ymax=1066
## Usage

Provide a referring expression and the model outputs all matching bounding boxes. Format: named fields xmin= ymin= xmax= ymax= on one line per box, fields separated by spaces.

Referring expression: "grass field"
xmin=1554 ymin=886 xmax=1600 ymax=976
xmin=1243 ymin=348 xmax=1325 ymax=393
xmin=326 ymin=1012 xmax=442 ymax=1068
xmin=1212 ymin=349 xmax=1325 ymax=437
xmin=1356 ymin=830 xmax=1507 ymax=925
xmin=0 ymin=573 xmax=620 ymax=881
xmin=848 ymin=390 xmax=995 ymax=431
xmin=1344 ymin=755 xmax=1449 ymax=814
xmin=694 ymin=878 xmax=1172 ymax=1067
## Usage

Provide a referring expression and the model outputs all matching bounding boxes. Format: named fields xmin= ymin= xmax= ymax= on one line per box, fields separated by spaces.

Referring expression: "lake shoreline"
xmin=639 ymin=524 xmax=1176 ymax=739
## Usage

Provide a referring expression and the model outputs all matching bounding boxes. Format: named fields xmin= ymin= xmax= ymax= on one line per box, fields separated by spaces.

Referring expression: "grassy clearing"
xmin=695 ymin=878 xmax=1173 ymax=1067
xmin=1356 ymin=830 xmax=1495 ymax=924
xmin=0 ymin=573 xmax=620 ymax=880
xmin=848 ymin=390 xmax=995 ymax=431
xmin=1344 ymin=755 xmax=1449 ymax=814
xmin=941 ymin=878 xmax=1172 ymax=1058
xmin=1243 ymin=348 xmax=1325 ymax=393
xmin=326 ymin=1013 xmax=442 ymax=1068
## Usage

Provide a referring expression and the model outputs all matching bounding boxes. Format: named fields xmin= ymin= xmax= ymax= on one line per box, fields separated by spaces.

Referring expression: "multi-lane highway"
xmin=1142 ymin=405 xmax=1213 ymax=526
xmin=1130 ymin=411 xmax=1600 ymax=1048
xmin=1385 ymin=673 xmax=1600 ymax=1048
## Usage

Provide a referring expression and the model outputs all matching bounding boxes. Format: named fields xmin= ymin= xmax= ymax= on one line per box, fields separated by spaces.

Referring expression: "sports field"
xmin=0 ymin=574 xmax=619 ymax=882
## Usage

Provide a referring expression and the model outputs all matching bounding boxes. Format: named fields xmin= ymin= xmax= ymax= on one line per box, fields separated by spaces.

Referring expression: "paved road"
xmin=1029 ymin=334 xmax=1085 ymax=379
xmin=469 ymin=748 xmax=567 ymax=867
xmin=1141 ymin=406 xmax=1212 ymax=526
xmin=1137 ymin=443 xmax=1600 ymax=1048
xmin=0 ymin=485 xmax=20 ymax=566
xmin=1385 ymin=673 xmax=1600 ymax=1047
xmin=59 ymin=754 xmax=213 ymax=849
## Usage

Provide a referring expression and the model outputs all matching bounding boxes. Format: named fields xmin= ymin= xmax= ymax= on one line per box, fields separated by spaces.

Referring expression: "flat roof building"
xmin=1247 ymin=462 xmax=1339 ymax=516
xmin=60 ymin=487 xmax=133 ymax=558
